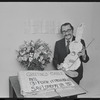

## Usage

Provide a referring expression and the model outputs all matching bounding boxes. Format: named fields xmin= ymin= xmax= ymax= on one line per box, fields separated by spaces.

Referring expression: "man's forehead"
xmin=62 ymin=25 xmax=71 ymax=30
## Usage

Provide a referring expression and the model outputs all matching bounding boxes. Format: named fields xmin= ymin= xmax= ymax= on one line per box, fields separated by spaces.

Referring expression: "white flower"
xmin=29 ymin=57 xmax=33 ymax=62
xmin=17 ymin=57 xmax=23 ymax=62
xmin=43 ymin=51 xmax=47 ymax=54
xmin=31 ymin=40 xmax=34 ymax=45
xmin=38 ymin=58 xmax=41 ymax=62
xmin=29 ymin=53 xmax=33 ymax=57
xmin=22 ymin=56 xmax=27 ymax=61
xmin=42 ymin=60 xmax=45 ymax=64
xmin=34 ymin=52 xmax=39 ymax=59
xmin=40 ymin=56 xmax=43 ymax=61
xmin=20 ymin=51 xmax=26 ymax=56
xmin=25 ymin=41 xmax=30 ymax=45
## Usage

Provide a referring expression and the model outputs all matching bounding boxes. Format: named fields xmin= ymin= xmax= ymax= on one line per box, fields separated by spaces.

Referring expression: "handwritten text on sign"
xmin=25 ymin=71 xmax=75 ymax=92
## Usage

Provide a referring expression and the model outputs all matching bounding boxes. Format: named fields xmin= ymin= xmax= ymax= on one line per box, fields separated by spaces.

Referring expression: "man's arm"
xmin=78 ymin=39 xmax=89 ymax=63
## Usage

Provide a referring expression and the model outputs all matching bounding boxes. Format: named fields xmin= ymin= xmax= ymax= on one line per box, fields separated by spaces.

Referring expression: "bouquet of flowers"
xmin=16 ymin=39 xmax=52 ymax=70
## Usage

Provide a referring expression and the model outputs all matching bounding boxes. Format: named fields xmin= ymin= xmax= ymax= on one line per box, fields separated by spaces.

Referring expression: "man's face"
xmin=62 ymin=25 xmax=73 ymax=40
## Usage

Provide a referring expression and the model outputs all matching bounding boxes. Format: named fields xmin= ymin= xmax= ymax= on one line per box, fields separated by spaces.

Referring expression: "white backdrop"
xmin=0 ymin=2 xmax=99 ymax=97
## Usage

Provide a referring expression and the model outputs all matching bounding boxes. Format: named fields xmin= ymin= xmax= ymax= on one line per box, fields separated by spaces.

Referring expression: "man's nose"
xmin=65 ymin=32 xmax=70 ymax=35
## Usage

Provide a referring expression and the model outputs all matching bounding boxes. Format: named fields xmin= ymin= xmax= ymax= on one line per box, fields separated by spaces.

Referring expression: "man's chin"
xmin=65 ymin=36 xmax=71 ymax=40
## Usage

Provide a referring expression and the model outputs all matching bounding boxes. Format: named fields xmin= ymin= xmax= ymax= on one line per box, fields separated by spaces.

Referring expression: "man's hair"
xmin=60 ymin=22 xmax=74 ymax=34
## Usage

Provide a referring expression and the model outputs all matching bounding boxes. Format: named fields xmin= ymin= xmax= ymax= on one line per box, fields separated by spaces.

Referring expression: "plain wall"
xmin=0 ymin=2 xmax=99 ymax=97
xmin=78 ymin=3 xmax=100 ymax=97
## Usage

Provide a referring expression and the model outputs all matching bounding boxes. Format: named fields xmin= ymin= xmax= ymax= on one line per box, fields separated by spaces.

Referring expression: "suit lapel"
xmin=61 ymin=38 xmax=67 ymax=56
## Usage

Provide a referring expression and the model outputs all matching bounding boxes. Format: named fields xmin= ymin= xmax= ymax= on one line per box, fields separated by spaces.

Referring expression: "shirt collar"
xmin=65 ymin=36 xmax=73 ymax=45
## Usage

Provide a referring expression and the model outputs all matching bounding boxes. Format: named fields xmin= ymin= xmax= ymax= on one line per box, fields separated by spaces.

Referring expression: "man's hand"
xmin=57 ymin=63 xmax=63 ymax=70
xmin=78 ymin=49 xmax=85 ymax=56
xmin=78 ymin=46 xmax=86 ymax=60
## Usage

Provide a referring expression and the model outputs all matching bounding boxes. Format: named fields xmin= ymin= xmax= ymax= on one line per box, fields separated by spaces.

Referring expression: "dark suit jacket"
xmin=52 ymin=36 xmax=89 ymax=84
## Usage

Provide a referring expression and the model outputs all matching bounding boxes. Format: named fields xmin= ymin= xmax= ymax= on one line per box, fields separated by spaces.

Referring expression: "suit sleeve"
xmin=52 ymin=42 xmax=59 ymax=69
xmin=79 ymin=39 xmax=89 ymax=63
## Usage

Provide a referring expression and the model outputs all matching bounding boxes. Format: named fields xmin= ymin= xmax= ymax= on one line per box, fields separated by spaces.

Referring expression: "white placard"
xmin=18 ymin=70 xmax=75 ymax=97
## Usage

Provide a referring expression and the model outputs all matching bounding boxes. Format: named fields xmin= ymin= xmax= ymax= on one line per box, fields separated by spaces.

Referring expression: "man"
xmin=53 ymin=22 xmax=89 ymax=86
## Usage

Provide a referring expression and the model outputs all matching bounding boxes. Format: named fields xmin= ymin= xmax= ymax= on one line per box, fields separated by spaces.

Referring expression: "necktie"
xmin=66 ymin=40 xmax=70 ymax=54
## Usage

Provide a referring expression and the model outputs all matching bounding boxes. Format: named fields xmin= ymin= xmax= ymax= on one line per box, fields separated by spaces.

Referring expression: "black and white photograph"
xmin=0 ymin=2 xmax=99 ymax=99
